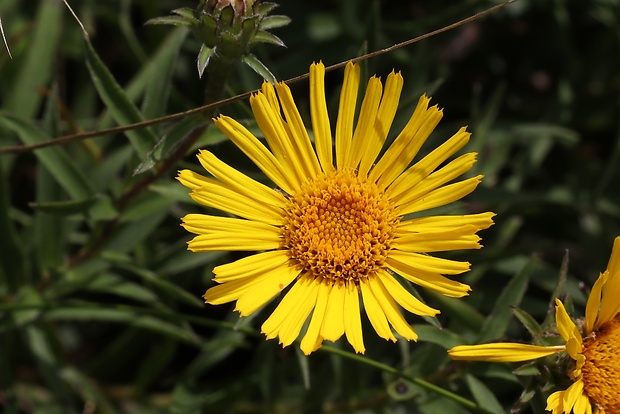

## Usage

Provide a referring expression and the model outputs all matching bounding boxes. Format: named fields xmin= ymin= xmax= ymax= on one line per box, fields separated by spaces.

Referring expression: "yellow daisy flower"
xmin=178 ymin=61 xmax=494 ymax=355
xmin=448 ymin=236 xmax=620 ymax=414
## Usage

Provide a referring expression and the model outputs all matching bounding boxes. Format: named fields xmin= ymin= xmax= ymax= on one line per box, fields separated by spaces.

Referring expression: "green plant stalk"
xmin=320 ymin=345 xmax=492 ymax=414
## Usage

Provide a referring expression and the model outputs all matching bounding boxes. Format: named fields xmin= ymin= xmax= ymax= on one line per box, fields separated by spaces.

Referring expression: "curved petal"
xmin=385 ymin=255 xmax=471 ymax=298
xmin=274 ymin=82 xmax=321 ymax=178
xmin=261 ymin=275 xmax=319 ymax=346
xmin=335 ymin=61 xmax=360 ymax=169
xmin=397 ymin=212 xmax=496 ymax=233
xmin=562 ymin=380 xmax=585 ymax=414
xmin=448 ymin=343 xmax=566 ymax=362
xmin=300 ymin=280 xmax=330 ymax=355
xmin=376 ymin=269 xmax=439 ymax=317
xmin=596 ymin=236 xmax=620 ymax=328
xmin=358 ymin=70 xmax=404 ymax=178
xmin=585 ymin=271 xmax=607 ymax=334
xmin=189 ymin=186 xmax=282 ymax=225
xmin=205 ymin=259 xmax=296 ymax=306
xmin=370 ymin=95 xmax=443 ymax=189
xmin=367 ymin=274 xmax=418 ymax=340
xmin=346 ymin=76 xmax=382 ymax=170
xmin=546 ymin=390 xmax=565 ymax=414
xmin=394 ymin=175 xmax=483 ymax=216
xmin=392 ymin=226 xmax=484 ymax=253
xmin=251 ymin=91 xmax=313 ymax=189
xmin=555 ymin=299 xmax=582 ymax=347
xmin=214 ymin=115 xmax=297 ymax=194
xmin=234 ymin=262 xmax=302 ymax=316
xmin=320 ymin=282 xmax=346 ymax=342
xmin=309 ymin=62 xmax=334 ymax=173
xmin=213 ymin=250 xmax=290 ymax=283
xmin=360 ymin=279 xmax=397 ymax=341
xmin=196 ymin=150 xmax=288 ymax=207
xmin=387 ymin=128 xmax=472 ymax=201
xmin=182 ymin=214 xmax=281 ymax=251
xmin=343 ymin=282 xmax=365 ymax=353
xmin=389 ymin=153 xmax=478 ymax=210
xmin=388 ymin=250 xmax=470 ymax=275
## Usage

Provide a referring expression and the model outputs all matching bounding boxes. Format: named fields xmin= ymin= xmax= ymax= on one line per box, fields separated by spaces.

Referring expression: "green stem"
xmin=320 ymin=345 xmax=492 ymax=414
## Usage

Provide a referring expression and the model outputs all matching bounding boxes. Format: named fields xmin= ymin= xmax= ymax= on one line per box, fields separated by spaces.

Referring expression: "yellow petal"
xmin=392 ymin=226 xmax=484 ymax=253
xmin=397 ymin=212 xmax=496 ymax=233
xmin=360 ymin=279 xmax=396 ymax=341
xmin=335 ymin=61 xmax=360 ymax=169
xmin=376 ymin=269 xmax=439 ymax=317
xmin=562 ymin=380 xmax=585 ymax=414
xmin=388 ymin=250 xmax=470 ymax=275
xmin=309 ymin=61 xmax=334 ymax=173
xmin=596 ymin=236 xmax=620 ymax=328
xmin=250 ymin=92 xmax=304 ymax=189
xmin=358 ymin=70 xmax=404 ymax=178
xmin=189 ymin=186 xmax=282 ymax=225
xmin=554 ymin=299 xmax=582 ymax=346
xmin=196 ymin=150 xmax=287 ymax=207
xmin=214 ymin=115 xmax=297 ymax=194
xmin=274 ymin=82 xmax=321 ymax=178
xmin=367 ymin=275 xmax=418 ymax=341
xmin=394 ymin=175 xmax=483 ymax=216
xmin=371 ymin=95 xmax=442 ymax=188
xmin=213 ymin=250 xmax=291 ymax=283
xmin=387 ymin=128 xmax=472 ymax=201
xmin=448 ymin=343 xmax=566 ymax=362
xmin=546 ymin=390 xmax=564 ymax=414
xmin=234 ymin=263 xmax=301 ymax=316
xmin=586 ymin=271 xmax=607 ymax=334
xmin=300 ymin=280 xmax=330 ymax=355
xmin=386 ymin=256 xmax=471 ymax=298
xmin=320 ymin=282 xmax=346 ymax=342
xmin=261 ymin=276 xmax=318 ymax=346
xmin=343 ymin=282 xmax=365 ymax=354
xmin=346 ymin=75 xmax=382 ymax=170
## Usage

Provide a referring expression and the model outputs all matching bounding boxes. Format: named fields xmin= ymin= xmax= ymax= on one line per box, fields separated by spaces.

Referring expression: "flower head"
xmin=448 ymin=236 xmax=620 ymax=414
xmin=179 ymin=61 xmax=494 ymax=355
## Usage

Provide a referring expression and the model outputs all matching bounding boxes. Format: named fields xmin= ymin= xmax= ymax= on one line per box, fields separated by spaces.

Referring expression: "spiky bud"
xmin=147 ymin=1 xmax=290 ymax=80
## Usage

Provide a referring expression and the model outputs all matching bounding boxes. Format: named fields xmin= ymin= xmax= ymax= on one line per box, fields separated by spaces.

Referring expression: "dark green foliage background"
xmin=1 ymin=0 xmax=619 ymax=413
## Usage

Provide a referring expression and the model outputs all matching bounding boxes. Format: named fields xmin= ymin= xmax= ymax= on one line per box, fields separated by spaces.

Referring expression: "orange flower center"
xmin=581 ymin=317 xmax=620 ymax=413
xmin=281 ymin=169 xmax=399 ymax=285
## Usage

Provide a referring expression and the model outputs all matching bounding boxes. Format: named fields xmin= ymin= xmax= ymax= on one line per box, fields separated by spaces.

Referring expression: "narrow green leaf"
xmin=142 ymin=29 xmax=186 ymax=120
xmin=477 ymin=257 xmax=537 ymax=343
xmin=6 ymin=0 xmax=62 ymax=117
xmin=145 ymin=16 xmax=195 ymax=26
xmin=103 ymin=253 xmax=204 ymax=308
xmin=465 ymin=374 xmax=505 ymax=414
xmin=242 ymin=54 xmax=276 ymax=82
xmin=413 ymin=324 xmax=466 ymax=349
xmin=259 ymin=15 xmax=291 ymax=30
xmin=29 ymin=196 xmax=99 ymax=216
xmin=45 ymin=306 xmax=200 ymax=346
xmin=197 ymin=44 xmax=215 ymax=78
xmin=0 ymin=158 xmax=24 ymax=289
xmin=0 ymin=112 xmax=94 ymax=200
xmin=512 ymin=306 xmax=543 ymax=338
xmin=84 ymin=36 xmax=157 ymax=158
xmin=252 ymin=30 xmax=285 ymax=47
xmin=172 ymin=8 xmax=198 ymax=20
xmin=83 ymin=273 xmax=159 ymax=305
